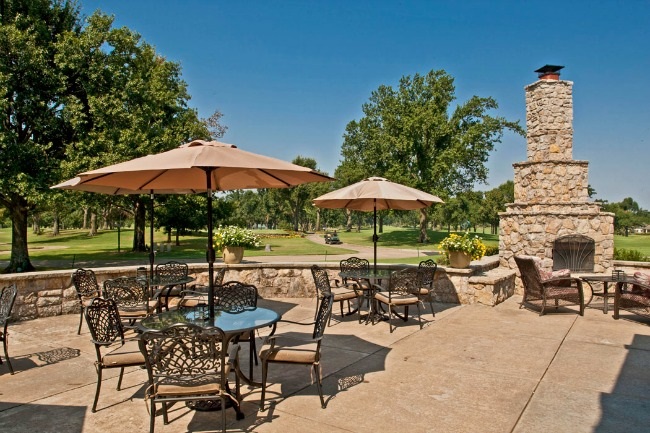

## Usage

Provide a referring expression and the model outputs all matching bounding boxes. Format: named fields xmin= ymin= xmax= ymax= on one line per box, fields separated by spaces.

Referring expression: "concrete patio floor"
xmin=1 ymin=295 xmax=650 ymax=433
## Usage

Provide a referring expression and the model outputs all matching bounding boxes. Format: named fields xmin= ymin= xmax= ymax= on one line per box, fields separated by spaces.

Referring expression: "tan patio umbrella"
xmin=313 ymin=177 xmax=443 ymax=271
xmin=52 ymin=139 xmax=333 ymax=317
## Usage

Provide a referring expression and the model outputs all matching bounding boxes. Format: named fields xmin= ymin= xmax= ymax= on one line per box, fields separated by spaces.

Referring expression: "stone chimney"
xmin=499 ymin=66 xmax=614 ymax=286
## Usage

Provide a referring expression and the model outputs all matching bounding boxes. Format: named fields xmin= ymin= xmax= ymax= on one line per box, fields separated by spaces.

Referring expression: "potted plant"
xmin=439 ymin=232 xmax=486 ymax=268
xmin=213 ymin=225 xmax=261 ymax=264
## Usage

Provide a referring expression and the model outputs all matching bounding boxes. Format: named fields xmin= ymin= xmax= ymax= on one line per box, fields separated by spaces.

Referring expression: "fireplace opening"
xmin=552 ymin=234 xmax=595 ymax=272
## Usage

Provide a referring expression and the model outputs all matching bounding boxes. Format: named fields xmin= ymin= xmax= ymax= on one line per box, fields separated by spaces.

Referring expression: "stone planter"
xmin=449 ymin=251 xmax=472 ymax=268
xmin=223 ymin=246 xmax=245 ymax=264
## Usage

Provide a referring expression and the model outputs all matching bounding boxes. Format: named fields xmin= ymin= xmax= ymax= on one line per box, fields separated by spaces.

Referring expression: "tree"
xmin=57 ymin=11 xmax=208 ymax=252
xmin=339 ymin=69 xmax=523 ymax=243
xmin=480 ymin=181 xmax=514 ymax=234
xmin=0 ymin=0 xmax=84 ymax=272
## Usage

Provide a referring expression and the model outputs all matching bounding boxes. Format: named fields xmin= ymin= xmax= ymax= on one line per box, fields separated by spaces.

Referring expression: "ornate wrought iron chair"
xmin=259 ymin=293 xmax=334 ymax=410
xmin=215 ymin=281 xmax=259 ymax=380
xmin=103 ymin=276 xmax=158 ymax=326
xmin=311 ymin=264 xmax=358 ymax=325
xmin=514 ymin=255 xmax=585 ymax=316
xmin=155 ymin=261 xmax=189 ymax=310
xmin=0 ymin=284 xmax=17 ymax=374
xmin=84 ymin=297 xmax=145 ymax=412
xmin=139 ymin=323 xmax=244 ymax=433
xmin=72 ymin=268 xmax=101 ymax=335
xmin=417 ymin=259 xmax=438 ymax=316
xmin=373 ymin=268 xmax=424 ymax=333
xmin=170 ymin=268 xmax=227 ymax=310
xmin=339 ymin=257 xmax=372 ymax=317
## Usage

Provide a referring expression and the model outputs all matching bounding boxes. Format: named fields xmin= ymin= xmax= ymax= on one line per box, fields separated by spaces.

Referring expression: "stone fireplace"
xmin=499 ymin=65 xmax=615 ymax=289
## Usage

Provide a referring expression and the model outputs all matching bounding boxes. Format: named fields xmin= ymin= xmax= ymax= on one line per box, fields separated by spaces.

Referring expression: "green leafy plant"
xmin=439 ymin=232 xmax=487 ymax=260
xmin=213 ymin=226 xmax=261 ymax=252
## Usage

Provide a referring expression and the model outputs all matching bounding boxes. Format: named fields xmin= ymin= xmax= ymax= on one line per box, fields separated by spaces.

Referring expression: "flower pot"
xmin=223 ymin=246 xmax=245 ymax=264
xmin=448 ymin=251 xmax=472 ymax=268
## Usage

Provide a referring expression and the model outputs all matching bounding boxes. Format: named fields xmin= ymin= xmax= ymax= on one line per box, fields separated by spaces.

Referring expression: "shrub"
xmin=614 ymin=248 xmax=649 ymax=262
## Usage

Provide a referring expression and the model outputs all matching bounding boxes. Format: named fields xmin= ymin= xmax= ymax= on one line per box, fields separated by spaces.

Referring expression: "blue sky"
xmin=80 ymin=1 xmax=650 ymax=209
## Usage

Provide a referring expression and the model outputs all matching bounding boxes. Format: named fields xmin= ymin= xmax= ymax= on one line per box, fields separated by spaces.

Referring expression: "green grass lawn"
xmin=1 ymin=226 xmax=648 ymax=270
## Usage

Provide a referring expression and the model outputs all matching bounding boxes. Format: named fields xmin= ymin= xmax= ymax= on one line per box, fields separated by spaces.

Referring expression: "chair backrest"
xmin=139 ymin=323 xmax=228 ymax=384
xmin=103 ymin=276 xmax=149 ymax=309
xmin=215 ymin=281 xmax=258 ymax=312
xmin=388 ymin=268 xmax=420 ymax=296
xmin=311 ymin=265 xmax=332 ymax=297
xmin=340 ymin=257 xmax=369 ymax=283
xmin=313 ymin=293 xmax=334 ymax=340
xmin=214 ymin=267 xmax=226 ymax=287
xmin=84 ymin=297 xmax=125 ymax=345
xmin=417 ymin=259 xmax=437 ymax=288
xmin=72 ymin=268 xmax=101 ymax=298
xmin=514 ymin=256 xmax=544 ymax=298
xmin=0 ymin=284 xmax=17 ymax=329
xmin=155 ymin=261 xmax=188 ymax=281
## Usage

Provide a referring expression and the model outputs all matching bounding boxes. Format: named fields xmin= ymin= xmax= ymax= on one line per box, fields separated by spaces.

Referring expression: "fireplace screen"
xmin=552 ymin=234 xmax=595 ymax=272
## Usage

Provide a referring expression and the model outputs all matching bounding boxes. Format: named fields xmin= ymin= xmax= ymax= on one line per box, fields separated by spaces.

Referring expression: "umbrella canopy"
xmin=313 ymin=177 xmax=444 ymax=270
xmin=53 ymin=139 xmax=333 ymax=317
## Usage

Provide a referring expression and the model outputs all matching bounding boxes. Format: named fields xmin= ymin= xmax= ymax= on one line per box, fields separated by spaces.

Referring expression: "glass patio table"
xmin=339 ymin=268 xmax=395 ymax=323
xmin=138 ymin=305 xmax=281 ymax=386
xmin=580 ymin=272 xmax=629 ymax=314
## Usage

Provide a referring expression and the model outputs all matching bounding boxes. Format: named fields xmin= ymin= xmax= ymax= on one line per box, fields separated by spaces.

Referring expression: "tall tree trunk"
xmin=132 ymin=197 xmax=147 ymax=252
xmin=419 ymin=208 xmax=429 ymax=243
xmin=315 ymin=208 xmax=321 ymax=231
xmin=82 ymin=207 xmax=88 ymax=230
xmin=52 ymin=212 xmax=60 ymax=236
xmin=4 ymin=196 xmax=34 ymax=273
xmin=175 ymin=229 xmax=180 ymax=246
xmin=346 ymin=209 xmax=352 ymax=232
xmin=167 ymin=229 xmax=172 ymax=243
xmin=89 ymin=212 xmax=97 ymax=236
xmin=32 ymin=213 xmax=40 ymax=234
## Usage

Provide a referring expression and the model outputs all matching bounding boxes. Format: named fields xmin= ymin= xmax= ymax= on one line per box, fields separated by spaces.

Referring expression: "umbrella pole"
xmin=149 ymin=192 xmax=155 ymax=278
xmin=373 ymin=199 xmax=378 ymax=273
xmin=204 ymin=169 xmax=216 ymax=318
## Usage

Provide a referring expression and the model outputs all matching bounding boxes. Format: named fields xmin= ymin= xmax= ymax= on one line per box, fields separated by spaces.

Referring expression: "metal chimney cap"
xmin=535 ymin=65 xmax=564 ymax=78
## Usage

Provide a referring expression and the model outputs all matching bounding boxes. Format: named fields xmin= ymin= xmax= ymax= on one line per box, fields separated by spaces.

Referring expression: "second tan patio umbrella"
xmin=53 ymin=139 xmax=333 ymax=317
xmin=313 ymin=177 xmax=444 ymax=271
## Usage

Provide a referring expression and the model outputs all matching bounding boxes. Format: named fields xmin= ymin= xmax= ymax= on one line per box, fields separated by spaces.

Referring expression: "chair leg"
xmin=313 ymin=363 xmax=326 ymax=409
xmin=116 ymin=367 xmax=125 ymax=390
xmin=3 ymin=336 xmax=13 ymax=375
xmin=92 ymin=367 xmax=103 ymax=412
xmin=78 ymin=308 xmax=84 ymax=335
xmin=149 ymin=399 xmax=156 ymax=433
xmin=260 ymin=360 xmax=268 ymax=411
xmin=249 ymin=335 xmax=258 ymax=381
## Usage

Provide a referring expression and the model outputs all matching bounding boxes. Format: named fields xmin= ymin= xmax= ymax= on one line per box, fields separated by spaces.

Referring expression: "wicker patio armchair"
xmin=0 ymin=284 xmax=17 ymax=374
xmin=614 ymin=274 xmax=650 ymax=320
xmin=84 ymin=297 xmax=145 ymax=412
xmin=260 ymin=293 xmax=334 ymax=410
xmin=417 ymin=259 xmax=438 ymax=315
xmin=103 ymin=276 xmax=158 ymax=326
xmin=71 ymin=268 xmax=101 ymax=335
xmin=215 ymin=281 xmax=259 ymax=380
xmin=514 ymin=255 xmax=585 ymax=316
xmin=373 ymin=268 xmax=424 ymax=333
xmin=311 ymin=264 xmax=358 ymax=325
xmin=139 ymin=323 xmax=244 ymax=433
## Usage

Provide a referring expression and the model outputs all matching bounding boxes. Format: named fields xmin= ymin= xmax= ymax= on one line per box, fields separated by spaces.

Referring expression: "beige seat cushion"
xmin=375 ymin=291 xmax=418 ymax=306
xmin=260 ymin=337 xmax=318 ymax=364
xmin=102 ymin=339 xmax=144 ymax=367
xmin=154 ymin=372 xmax=228 ymax=397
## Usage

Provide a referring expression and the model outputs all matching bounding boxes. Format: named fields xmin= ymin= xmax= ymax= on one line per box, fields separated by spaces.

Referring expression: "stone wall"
xmin=0 ymin=258 xmax=515 ymax=321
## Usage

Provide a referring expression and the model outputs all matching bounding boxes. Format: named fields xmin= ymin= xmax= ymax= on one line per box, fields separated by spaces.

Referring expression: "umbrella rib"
xmin=135 ymin=170 xmax=168 ymax=191
xmin=258 ymin=169 xmax=293 ymax=187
